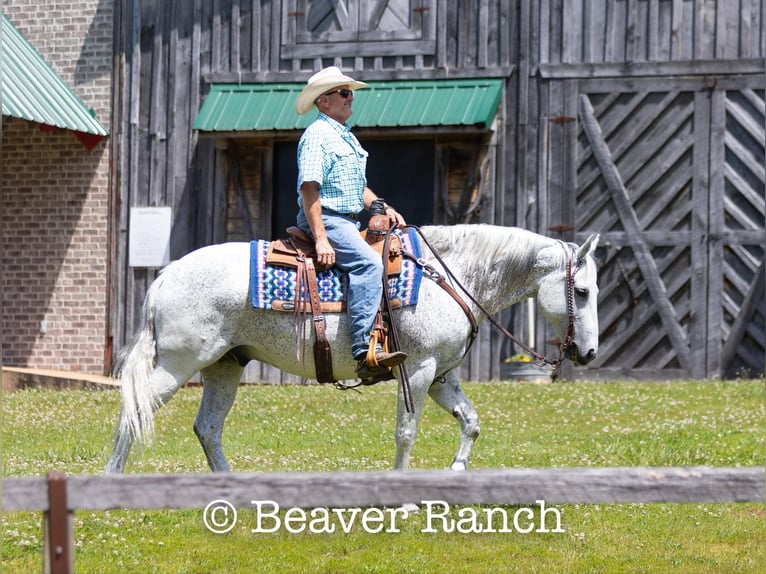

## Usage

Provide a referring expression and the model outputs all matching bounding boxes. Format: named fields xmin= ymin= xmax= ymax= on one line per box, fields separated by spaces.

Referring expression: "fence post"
xmin=42 ymin=472 xmax=73 ymax=574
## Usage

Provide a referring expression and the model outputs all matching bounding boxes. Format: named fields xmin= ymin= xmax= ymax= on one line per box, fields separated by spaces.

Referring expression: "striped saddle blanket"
xmin=249 ymin=227 xmax=423 ymax=313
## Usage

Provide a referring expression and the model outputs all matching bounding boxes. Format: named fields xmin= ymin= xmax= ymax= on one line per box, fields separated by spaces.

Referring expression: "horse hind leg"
xmin=104 ymin=408 xmax=135 ymax=474
xmin=427 ymin=370 xmax=480 ymax=471
xmin=194 ymin=357 xmax=244 ymax=472
xmin=105 ymin=364 xmax=191 ymax=474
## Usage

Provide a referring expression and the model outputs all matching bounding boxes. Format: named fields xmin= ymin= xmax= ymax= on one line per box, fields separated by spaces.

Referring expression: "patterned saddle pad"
xmin=250 ymin=227 xmax=423 ymax=312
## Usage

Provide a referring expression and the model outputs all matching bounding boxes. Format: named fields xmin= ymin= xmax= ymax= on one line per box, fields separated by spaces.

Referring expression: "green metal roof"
xmin=1 ymin=15 xmax=109 ymax=138
xmin=193 ymin=78 xmax=503 ymax=132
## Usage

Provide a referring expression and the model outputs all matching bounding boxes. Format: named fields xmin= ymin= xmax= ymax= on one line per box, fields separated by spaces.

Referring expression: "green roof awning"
xmin=1 ymin=15 xmax=109 ymax=146
xmin=193 ymin=78 xmax=503 ymax=132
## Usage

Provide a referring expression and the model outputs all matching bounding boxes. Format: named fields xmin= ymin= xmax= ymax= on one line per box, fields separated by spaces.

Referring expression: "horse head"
xmin=535 ymin=234 xmax=600 ymax=365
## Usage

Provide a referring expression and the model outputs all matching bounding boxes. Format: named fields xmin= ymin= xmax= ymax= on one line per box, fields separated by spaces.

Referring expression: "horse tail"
xmin=113 ymin=272 xmax=167 ymax=444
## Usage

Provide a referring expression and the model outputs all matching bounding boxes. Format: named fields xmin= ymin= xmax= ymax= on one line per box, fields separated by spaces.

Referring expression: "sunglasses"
xmin=324 ymin=88 xmax=353 ymax=99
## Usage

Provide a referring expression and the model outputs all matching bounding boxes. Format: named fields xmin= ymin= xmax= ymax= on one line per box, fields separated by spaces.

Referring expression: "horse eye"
xmin=575 ymin=287 xmax=589 ymax=298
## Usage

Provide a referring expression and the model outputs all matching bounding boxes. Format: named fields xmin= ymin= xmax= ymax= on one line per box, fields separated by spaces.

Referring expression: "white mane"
xmin=420 ymin=224 xmax=556 ymax=280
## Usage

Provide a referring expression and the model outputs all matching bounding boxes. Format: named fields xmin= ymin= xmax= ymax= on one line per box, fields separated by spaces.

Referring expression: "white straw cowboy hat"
xmin=295 ymin=66 xmax=368 ymax=115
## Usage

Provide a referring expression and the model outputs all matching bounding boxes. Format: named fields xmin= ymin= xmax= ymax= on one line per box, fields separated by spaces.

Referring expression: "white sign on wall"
xmin=129 ymin=207 xmax=172 ymax=267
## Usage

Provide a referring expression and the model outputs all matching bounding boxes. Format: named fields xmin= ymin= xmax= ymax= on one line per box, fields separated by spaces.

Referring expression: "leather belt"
xmin=323 ymin=208 xmax=359 ymax=221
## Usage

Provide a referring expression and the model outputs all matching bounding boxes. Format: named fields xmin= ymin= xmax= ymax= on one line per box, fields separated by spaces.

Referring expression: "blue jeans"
xmin=297 ymin=209 xmax=384 ymax=359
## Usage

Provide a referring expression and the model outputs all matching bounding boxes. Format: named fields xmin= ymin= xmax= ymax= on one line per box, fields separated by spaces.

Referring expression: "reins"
xmin=398 ymin=226 xmax=584 ymax=370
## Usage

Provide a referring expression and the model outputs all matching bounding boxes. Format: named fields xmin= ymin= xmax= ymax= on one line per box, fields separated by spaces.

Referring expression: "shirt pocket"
xmin=329 ymin=143 xmax=365 ymax=174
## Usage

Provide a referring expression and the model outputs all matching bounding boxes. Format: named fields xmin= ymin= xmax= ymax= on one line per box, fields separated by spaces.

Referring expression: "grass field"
xmin=2 ymin=379 xmax=764 ymax=573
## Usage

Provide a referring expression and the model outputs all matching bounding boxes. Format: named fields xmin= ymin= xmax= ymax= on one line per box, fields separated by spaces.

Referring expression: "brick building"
xmin=1 ymin=2 xmax=113 ymax=374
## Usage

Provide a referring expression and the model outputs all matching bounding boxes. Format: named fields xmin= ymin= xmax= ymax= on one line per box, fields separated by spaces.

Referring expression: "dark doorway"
xmin=272 ymin=138 xmax=435 ymax=239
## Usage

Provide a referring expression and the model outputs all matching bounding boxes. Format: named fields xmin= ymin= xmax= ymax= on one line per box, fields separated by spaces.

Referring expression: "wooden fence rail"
xmin=4 ymin=467 xmax=765 ymax=511
xmin=3 ymin=467 xmax=764 ymax=574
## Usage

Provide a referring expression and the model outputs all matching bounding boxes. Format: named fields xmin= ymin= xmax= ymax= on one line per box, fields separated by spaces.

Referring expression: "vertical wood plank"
xmin=436 ymin=0 xmax=447 ymax=68
xmin=270 ymin=0 xmax=281 ymax=72
xmin=251 ymin=0 xmax=261 ymax=72
xmin=709 ymin=0 xmax=722 ymax=60
xmin=740 ymin=0 xmax=753 ymax=57
xmin=124 ymin=0 xmax=144 ymax=340
xmin=539 ymin=0 xmax=550 ymax=64
xmin=478 ymin=0 xmax=488 ymax=68
xmin=648 ymin=0 xmax=659 ymax=61
xmin=691 ymin=89 xmax=711 ymax=378
xmin=231 ymin=0 xmax=241 ymax=74
xmin=458 ymin=0 xmax=470 ymax=67
xmin=498 ymin=0 xmax=511 ymax=67
xmin=212 ymin=0 xmax=222 ymax=70
xmin=657 ymin=0 xmax=671 ymax=60
xmin=190 ymin=0 xmax=202 ymax=160
xmin=604 ymin=0 xmax=618 ymax=62
xmin=706 ymin=88 xmax=726 ymax=376
xmin=149 ymin=0 xmax=168 ymax=209
xmin=582 ymin=0 xmax=593 ymax=63
xmin=626 ymin=0 xmax=638 ymax=61
xmin=670 ymin=0 xmax=683 ymax=60
xmin=549 ymin=0 xmax=562 ymax=64
xmin=563 ymin=79 xmax=578 ymax=241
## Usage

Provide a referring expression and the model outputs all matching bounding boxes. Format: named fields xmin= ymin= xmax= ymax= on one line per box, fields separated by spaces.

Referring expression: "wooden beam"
xmin=540 ymin=59 xmax=766 ymax=79
xmin=4 ymin=467 xmax=764 ymax=512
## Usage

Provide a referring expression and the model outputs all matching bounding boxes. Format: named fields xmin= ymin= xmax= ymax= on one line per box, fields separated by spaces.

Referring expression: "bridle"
xmin=562 ymin=255 xmax=586 ymax=360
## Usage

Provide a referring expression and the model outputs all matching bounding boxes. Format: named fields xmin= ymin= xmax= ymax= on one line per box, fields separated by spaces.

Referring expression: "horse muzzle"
xmin=565 ymin=344 xmax=597 ymax=365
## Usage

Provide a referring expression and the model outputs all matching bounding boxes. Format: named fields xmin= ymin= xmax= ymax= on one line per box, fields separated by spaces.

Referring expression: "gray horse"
xmin=105 ymin=224 xmax=599 ymax=474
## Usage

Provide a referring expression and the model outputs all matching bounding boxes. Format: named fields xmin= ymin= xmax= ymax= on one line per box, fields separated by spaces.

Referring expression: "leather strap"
xmin=302 ymin=257 xmax=335 ymax=384
xmin=401 ymin=249 xmax=479 ymax=343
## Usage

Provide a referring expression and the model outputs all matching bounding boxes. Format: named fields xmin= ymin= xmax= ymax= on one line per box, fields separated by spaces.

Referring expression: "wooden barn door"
xmin=569 ymin=77 xmax=765 ymax=380
xmin=708 ymin=85 xmax=766 ymax=378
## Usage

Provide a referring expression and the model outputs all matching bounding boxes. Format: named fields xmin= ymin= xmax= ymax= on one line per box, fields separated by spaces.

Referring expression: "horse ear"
xmin=577 ymin=234 xmax=600 ymax=262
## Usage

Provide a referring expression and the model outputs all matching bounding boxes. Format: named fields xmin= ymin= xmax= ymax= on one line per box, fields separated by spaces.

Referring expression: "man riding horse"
xmin=294 ymin=66 xmax=408 ymax=382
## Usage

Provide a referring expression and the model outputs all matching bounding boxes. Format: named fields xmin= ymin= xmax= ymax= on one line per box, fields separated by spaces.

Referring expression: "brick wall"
xmin=1 ymin=1 xmax=113 ymax=374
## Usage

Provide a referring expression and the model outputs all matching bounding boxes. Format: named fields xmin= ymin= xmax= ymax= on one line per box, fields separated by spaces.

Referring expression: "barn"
xmin=2 ymin=0 xmax=764 ymax=383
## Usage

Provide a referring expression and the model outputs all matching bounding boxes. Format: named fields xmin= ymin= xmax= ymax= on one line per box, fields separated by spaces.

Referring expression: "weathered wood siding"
xmin=114 ymin=0 xmax=765 ymax=382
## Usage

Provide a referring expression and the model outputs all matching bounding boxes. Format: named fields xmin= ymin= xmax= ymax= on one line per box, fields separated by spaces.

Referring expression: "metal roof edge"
xmin=0 ymin=14 xmax=109 ymax=138
xmin=194 ymin=78 xmax=504 ymax=132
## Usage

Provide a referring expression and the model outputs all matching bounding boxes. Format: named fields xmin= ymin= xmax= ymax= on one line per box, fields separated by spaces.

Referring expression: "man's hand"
xmin=314 ymin=237 xmax=335 ymax=267
xmin=386 ymin=206 xmax=406 ymax=228
xmin=300 ymin=180 xmax=336 ymax=266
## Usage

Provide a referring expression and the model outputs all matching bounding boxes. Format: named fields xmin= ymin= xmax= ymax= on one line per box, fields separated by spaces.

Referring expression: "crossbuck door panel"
xmin=573 ymin=80 xmax=765 ymax=379
xmin=712 ymin=88 xmax=766 ymax=377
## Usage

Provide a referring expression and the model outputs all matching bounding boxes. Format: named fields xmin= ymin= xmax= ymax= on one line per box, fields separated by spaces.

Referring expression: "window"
xmin=282 ymin=0 xmax=435 ymax=59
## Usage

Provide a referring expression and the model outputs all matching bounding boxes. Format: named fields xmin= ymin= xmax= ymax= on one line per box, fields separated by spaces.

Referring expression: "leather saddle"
xmin=267 ymin=226 xmax=402 ymax=275
xmin=264 ymin=225 xmax=404 ymax=384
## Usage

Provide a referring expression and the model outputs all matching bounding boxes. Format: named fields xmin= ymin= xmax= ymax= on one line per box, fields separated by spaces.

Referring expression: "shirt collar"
xmin=317 ymin=112 xmax=352 ymax=135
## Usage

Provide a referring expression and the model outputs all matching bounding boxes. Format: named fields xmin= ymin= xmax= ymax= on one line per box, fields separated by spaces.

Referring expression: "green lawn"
xmin=3 ymin=379 xmax=765 ymax=573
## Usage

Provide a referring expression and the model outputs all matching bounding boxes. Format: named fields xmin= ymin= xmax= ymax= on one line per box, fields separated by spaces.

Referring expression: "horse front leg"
xmin=194 ymin=357 xmax=244 ymax=472
xmin=393 ymin=368 xmax=432 ymax=471
xmin=427 ymin=370 xmax=479 ymax=471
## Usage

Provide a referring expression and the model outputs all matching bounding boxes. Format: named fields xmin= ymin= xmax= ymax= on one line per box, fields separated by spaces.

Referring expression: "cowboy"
xmin=294 ymin=66 xmax=408 ymax=381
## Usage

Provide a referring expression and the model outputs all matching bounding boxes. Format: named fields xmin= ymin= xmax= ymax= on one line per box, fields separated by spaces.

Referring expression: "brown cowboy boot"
xmin=355 ymin=349 xmax=407 ymax=380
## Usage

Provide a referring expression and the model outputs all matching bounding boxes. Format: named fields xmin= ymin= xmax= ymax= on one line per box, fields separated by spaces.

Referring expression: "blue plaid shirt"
xmin=297 ymin=113 xmax=368 ymax=214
